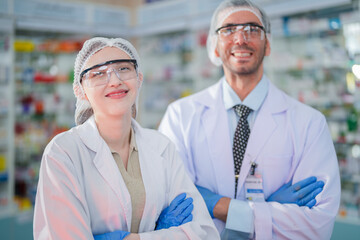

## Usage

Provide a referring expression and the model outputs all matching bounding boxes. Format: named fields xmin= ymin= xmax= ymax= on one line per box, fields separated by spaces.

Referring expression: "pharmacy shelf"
xmin=0 ymin=172 xmax=8 ymax=182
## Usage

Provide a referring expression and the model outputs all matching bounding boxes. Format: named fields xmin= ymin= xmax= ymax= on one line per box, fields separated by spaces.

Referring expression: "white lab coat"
xmin=159 ymin=78 xmax=341 ymax=239
xmin=33 ymin=116 xmax=219 ymax=240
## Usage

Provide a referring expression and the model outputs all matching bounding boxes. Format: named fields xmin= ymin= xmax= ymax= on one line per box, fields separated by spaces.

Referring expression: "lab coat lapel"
xmin=93 ymin=141 xmax=132 ymax=230
xmin=76 ymin=117 xmax=132 ymax=230
xmin=237 ymin=82 xmax=288 ymax=191
xmin=132 ymin=120 xmax=166 ymax=231
xmin=196 ymin=81 xmax=235 ymax=197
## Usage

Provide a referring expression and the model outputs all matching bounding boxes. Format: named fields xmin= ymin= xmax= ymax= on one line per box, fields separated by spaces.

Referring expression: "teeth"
xmin=109 ymin=91 xmax=127 ymax=96
xmin=233 ymin=52 xmax=251 ymax=57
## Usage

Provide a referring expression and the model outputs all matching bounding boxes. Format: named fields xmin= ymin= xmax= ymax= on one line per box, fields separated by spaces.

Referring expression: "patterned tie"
xmin=233 ymin=104 xmax=253 ymax=198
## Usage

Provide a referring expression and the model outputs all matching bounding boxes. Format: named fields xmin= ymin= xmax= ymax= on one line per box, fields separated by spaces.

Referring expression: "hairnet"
xmin=207 ymin=0 xmax=271 ymax=66
xmin=73 ymin=37 xmax=142 ymax=125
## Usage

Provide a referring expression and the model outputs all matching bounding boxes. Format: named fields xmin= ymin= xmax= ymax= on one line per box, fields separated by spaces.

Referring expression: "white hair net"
xmin=207 ymin=0 xmax=271 ymax=66
xmin=73 ymin=37 xmax=142 ymax=125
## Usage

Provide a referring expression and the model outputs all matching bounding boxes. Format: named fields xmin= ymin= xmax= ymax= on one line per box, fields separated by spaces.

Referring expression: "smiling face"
xmin=81 ymin=47 xmax=142 ymax=120
xmin=215 ymin=10 xmax=270 ymax=77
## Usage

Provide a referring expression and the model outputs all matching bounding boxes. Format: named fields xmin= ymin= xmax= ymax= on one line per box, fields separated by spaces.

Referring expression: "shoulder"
xmin=43 ymin=126 xmax=84 ymax=158
xmin=167 ymin=81 xmax=220 ymax=113
xmin=133 ymin=121 xmax=174 ymax=152
xmin=289 ymin=96 xmax=324 ymax=121
xmin=270 ymin=84 xmax=326 ymax=123
xmin=138 ymin=127 xmax=171 ymax=144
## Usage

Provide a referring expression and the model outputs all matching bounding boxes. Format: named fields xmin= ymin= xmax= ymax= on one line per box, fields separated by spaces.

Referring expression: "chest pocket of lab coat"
xmin=259 ymin=153 xmax=293 ymax=199
xmin=255 ymin=121 xmax=295 ymax=198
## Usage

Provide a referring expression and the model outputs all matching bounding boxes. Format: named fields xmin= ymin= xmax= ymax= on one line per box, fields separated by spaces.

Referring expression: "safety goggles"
xmin=80 ymin=59 xmax=138 ymax=88
xmin=216 ymin=23 xmax=265 ymax=42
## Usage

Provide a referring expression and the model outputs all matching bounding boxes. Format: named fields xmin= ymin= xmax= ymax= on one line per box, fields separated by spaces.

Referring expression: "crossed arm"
xmin=198 ymin=176 xmax=324 ymax=222
xmin=96 ymin=176 xmax=324 ymax=240
xmin=94 ymin=193 xmax=194 ymax=240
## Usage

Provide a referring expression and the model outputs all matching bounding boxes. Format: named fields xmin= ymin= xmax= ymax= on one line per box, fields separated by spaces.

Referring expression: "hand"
xmin=93 ymin=230 xmax=130 ymax=240
xmin=196 ymin=185 xmax=223 ymax=218
xmin=266 ymin=176 xmax=324 ymax=208
xmin=156 ymin=193 xmax=194 ymax=230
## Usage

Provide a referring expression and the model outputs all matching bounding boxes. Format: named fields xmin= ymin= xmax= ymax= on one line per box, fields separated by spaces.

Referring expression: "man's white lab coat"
xmin=159 ymin=78 xmax=341 ymax=239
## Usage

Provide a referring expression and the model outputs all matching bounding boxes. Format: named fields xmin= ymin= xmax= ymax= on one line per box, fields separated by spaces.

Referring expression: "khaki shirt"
xmin=111 ymin=128 xmax=145 ymax=233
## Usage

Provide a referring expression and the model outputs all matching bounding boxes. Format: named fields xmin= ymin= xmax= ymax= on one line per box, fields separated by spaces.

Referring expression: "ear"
xmin=74 ymin=84 xmax=88 ymax=100
xmin=265 ymin=38 xmax=271 ymax=56
xmin=138 ymin=72 xmax=144 ymax=87
xmin=215 ymin=46 xmax=220 ymax=57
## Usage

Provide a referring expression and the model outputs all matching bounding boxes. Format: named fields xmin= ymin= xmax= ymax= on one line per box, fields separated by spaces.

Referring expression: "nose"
xmin=233 ymin=31 xmax=248 ymax=45
xmin=107 ymin=69 xmax=122 ymax=86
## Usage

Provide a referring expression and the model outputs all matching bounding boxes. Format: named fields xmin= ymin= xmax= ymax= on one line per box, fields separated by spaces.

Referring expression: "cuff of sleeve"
xmin=225 ymin=199 xmax=254 ymax=234
xmin=249 ymin=201 xmax=272 ymax=240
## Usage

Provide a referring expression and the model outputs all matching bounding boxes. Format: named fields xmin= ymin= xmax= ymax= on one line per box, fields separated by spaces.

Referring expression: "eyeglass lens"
xmin=218 ymin=24 xmax=264 ymax=41
xmin=84 ymin=61 xmax=137 ymax=87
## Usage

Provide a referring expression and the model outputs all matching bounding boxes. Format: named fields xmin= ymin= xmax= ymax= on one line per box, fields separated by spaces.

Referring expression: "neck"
xmin=224 ymin=68 xmax=263 ymax=101
xmin=95 ymin=112 xmax=132 ymax=151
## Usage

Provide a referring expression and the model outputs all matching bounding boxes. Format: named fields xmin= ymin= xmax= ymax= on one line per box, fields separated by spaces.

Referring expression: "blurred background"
xmin=0 ymin=0 xmax=360 ymax=239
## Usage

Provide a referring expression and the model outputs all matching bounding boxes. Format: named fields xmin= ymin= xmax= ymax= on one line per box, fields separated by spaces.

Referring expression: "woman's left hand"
xmin=155 ymin=193 xmax=194 ymax=230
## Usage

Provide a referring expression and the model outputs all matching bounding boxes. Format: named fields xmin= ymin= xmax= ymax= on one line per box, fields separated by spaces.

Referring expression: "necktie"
xmin=233 ymin=104 xmax=253 ymax=198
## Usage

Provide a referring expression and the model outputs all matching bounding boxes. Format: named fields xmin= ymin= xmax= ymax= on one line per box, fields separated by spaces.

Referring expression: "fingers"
xmin=296 ymin=181 xmax=324 ymax=199
xmin=179 ymin=200 xmax=194 ymax=221
xmin=160 ymin=196 xmax=193 ymax=228
xmin=297 ymin=187 xmax=323 ymax=206
xmin=281 ymin=180 xmax=292 ymax=190
xmin=168 ymin=193 xmax=187 ymax=212
xmin=309 ymin=185 xmax=324 ymax=199
xmin=173 ymin=197 xmax=193 ymax=216
xmin=292 ymin=176 xmax=317 ymax=191
xmin=275 ymin=180 xmax=292 ymax=193
xmin=266 ymin=180 xmax=292 ymax=202
xmin=305 ymin=199 xmax=316 ymax=208
xmin=182 ymin=214 xmax=193 ymax=224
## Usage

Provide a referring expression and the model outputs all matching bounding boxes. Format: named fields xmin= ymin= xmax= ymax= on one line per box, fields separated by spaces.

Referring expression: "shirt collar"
xmin=222 ymin=75 xmax=269 ymax=112
xmin=110 ymin=127 xmax=138 ymax=153
xmin=129 ymin=127 xmax=138 ymax=152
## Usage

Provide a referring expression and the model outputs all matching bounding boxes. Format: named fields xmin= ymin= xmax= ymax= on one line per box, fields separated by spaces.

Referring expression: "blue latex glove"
xmin=156 ymin=193 xmax=194 ymax=230
xmin=93 ymin=230 xmax=130 ymax=240
xmin=196 ymin=185 xmax=223 ymax=218
xmin=266 ymin=176 xmax=324 ymax=208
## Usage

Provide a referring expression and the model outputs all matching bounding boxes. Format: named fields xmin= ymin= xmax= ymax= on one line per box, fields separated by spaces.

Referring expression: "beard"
xmin=226 ymin=42 xmax=267 ymax=76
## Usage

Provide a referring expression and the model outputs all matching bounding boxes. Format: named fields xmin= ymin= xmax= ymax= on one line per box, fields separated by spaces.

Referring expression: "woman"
xmin=33 ymin=37 xmax=219 ymax=240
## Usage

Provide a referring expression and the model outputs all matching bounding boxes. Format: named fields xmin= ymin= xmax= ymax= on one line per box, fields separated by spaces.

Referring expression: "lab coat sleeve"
xmin=139 ymin=141 xmax=220 ymax=240
xmin=252 ymin=114 xmax=341 ymax=240
xmin=33 ymin=139 xmax=93 ymax=240
xmin=158 ymin=103 xmax=196 ymax=182
xmin=223 ymin=199 xmax=254 ymax=237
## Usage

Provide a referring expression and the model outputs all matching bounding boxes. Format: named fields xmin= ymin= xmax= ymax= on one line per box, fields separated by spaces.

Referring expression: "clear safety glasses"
xmin=216 ymin=23 xmax=265 ymax=42
xmin=80 ymin=59 xmax=138 ymax=88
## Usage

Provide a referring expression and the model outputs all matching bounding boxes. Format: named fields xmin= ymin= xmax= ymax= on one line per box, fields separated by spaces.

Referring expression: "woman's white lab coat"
xmin=33 ymin=116 xmax=219 ymax=240
xmin=159 ymin=77 xmax=341 ymax=239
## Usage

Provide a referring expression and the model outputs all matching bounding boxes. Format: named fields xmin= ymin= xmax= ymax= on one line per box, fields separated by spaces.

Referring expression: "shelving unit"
xmin=0 ymin=0 xmax=134 ymax=237
xmin=0 ymin=17 xmax=15 ymax=218
xmin=12 ymin=35 xmax=81 ymax=211
xmin=0 ymin=0 xmax=133 ymax=218
xmin=138 ymin=30 xmax=221 ymax=128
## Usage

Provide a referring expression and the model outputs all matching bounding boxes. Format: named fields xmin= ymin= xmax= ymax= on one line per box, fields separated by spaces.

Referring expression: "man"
xmin=159 ymin=0 xmax=340 ymax=239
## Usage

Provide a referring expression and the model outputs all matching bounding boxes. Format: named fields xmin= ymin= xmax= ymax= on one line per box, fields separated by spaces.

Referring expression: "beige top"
xmin=111 ymin=128 xmax=146 ymax=233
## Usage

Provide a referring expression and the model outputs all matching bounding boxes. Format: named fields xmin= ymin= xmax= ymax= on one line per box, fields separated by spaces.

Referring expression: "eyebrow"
xmin=80 ymin=59 xmax=137 ymax=82
xmin=221 ymin=22 xmax=261 ymax=28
